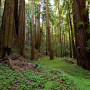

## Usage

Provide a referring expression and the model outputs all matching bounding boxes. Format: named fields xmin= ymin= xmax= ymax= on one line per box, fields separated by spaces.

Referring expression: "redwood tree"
xmin=46 ymin=0 xmax=54 ymax=59
xmin=0 ymin=0 xmax=1 ymax=56
xmin=1 ymin=0 xmax=15 ymax=57
xmin=14 ymin=0 xmax=18 ymax=35
xmin=36 ymin=3 xmax=41 ymax=52
xmin=31 ymin=0 xmax=35 ymax=60
xmin=73 ymin=0 xmax=90 ymax=70
xmin=18 ymin=0 xmax=25 ymax=56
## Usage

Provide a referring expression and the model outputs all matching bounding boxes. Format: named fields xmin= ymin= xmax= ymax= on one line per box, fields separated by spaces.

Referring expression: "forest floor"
xmin=0 ymin=48 xmax=90 ymax=90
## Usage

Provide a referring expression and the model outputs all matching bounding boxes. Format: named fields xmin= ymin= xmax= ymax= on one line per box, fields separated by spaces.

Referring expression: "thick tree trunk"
xmin=14 ymin=0 xmax=18 ymax=35
xmin=46 ymin=0 xmax=53 ymax=59
xmin=73 ymin=0 xmax=90 ymax=70
xmin=31 ymin=0 xmax=35 ymax=60
xmin=1 ymin=0 xmax=15 ymax=58
xmin=18 ymin=0 xmax=25 ymax=56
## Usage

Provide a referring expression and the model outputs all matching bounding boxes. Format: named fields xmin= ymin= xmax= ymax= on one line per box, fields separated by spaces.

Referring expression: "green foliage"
xmin=1 ymin=57 xmax=90 ymax=90
xmin=0 ymin=61 xmax=78 ymax=90
xmin=36 ymin=57 xmax=90 ymax=90
xmin=77 ymin=22 xmax=84 ymax=29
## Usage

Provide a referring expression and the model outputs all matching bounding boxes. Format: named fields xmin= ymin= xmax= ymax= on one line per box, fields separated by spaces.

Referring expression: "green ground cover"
xmin=0 ymin=57 xmax=90 ymax=90
xmin=36 ymin=57 xmax=90 ymax=90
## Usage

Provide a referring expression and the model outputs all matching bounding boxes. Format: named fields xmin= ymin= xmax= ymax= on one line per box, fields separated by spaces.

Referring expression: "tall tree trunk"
xmin=18 ymin=0 xmax=25 ymax=56
xmin=40 ymin=15 xmax=44 ymax=48
xmin=46 ymin=26 xmax=48 ymax=55
xmin=37 ymin=4 xmax=40 ymax=52
xmin=46 ymin=0 xmax=53 ymax=59
xmin=63 ymin=32 xmax=66 ymax=56
xmin=72 ymin=2 xmax=78 ymax=59
xmin=1 ymin=0 xmax=15 ymax=58
xmin=58 ymin=0 xmax=62 ymax=57
xmin=35 ymin=19 xmax=38 ymax=49
xmin=73 ymin=0 xmax=90 ymax=70
xmin=60 ymin=27 xmax=62 ymax=57
xmin=69 ymin=14 xmax=75 ymax=58
xmin=68 ymin=26 xmax=72 ymax=58
xmin=68 ymin=1 xmax=76 ymax=58
xmin=31 ymin=0 xmax=35 ymax=60
xmin=0 ymin=0 xmax=1 ymax=19
xmin=35 ymin=5 xmax=38 ymax=49
xmin=0 ymin=0 xmax=1 ymax=56
xmin=55 ymin=28 xmax=57 ymax=57
xmin=14 ymin=0 xmax=18 ymax=35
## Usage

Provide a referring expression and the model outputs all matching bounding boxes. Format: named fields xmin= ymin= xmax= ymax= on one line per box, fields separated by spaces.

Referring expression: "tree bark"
xmin=72 ymin=2 xmax=78 ymax=59
xmin=1 ymin=0 xmax=15 ymax=57
xmin=31 ymin=0 xmax=35 ymax=60
xmin=0 ymin=0 xmax=1 ymax=56
xmin=58 ymin=0 xmax=62 ymax=57
xmin=68 ymin=1 xmax=76 ymax=58
xmin=46 ymin=0 xmax=53 ymax=59
xmin=69 ymin=14 xmax=76 ymax=58
xmin=68 ymin=26 xmax=72 ymax=58
xmin=37 ymin=4 xmax=40 ymax=52
xmin=18 ymin=0 xmax=25 ymax=56
xmin=73 ymin=0 xmax=90 ymax=70
xmin=14 ymin=0 xmax=18 ymax=35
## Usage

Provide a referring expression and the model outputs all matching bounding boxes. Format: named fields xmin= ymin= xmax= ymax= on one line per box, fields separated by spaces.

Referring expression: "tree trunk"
xmin=55 ymin=28 xmax=57 ymax=57
xmin=69 ymin=14 xmax=75 ymax=58
xmin=14 ymin=0 xmax=18 ymax=35
xmin=0 ymin=0 xmax=1 ymax=56
xmin=31 ymin=0 xmax=35 ymax=60
xmin=0 ymin=0 xmax=1 ymax=17
xmin=72 ymin=2 xmax=78 ymax=59
xmin=68 ymin=26 xmax=72 ymax=58
xmin=73 ymin=0 xmax=90 ymax=70
xmin=60 ymin=27 xmax=62 ymax=57
xmin=37 ymin=4 xmax=40 ymax=52
xmin=46 ymin=0 xmax=53 ymax=59
xmin=1 ymin=0 xmax=15 ymax=58
xmin=68 ymin=1 xmax=76 ymax=58
xmin=40 ymin=14 xmax=43 ymax=49
xmin=58 ymin=0 xmax=62 ymax=57
xmin=46 ymin=25 xmax=48 ymax=55
xmin=26 ymin=30 xmax=29 ymax=46
xmin=18 ymin=0 xmax=25 ymax=56
xmin=63 ymin=32 xmax=66 ymax=57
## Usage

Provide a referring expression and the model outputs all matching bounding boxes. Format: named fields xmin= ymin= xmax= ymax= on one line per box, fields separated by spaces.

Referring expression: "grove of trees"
xmin=0 ymin=0 xmax=90 ymax=70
